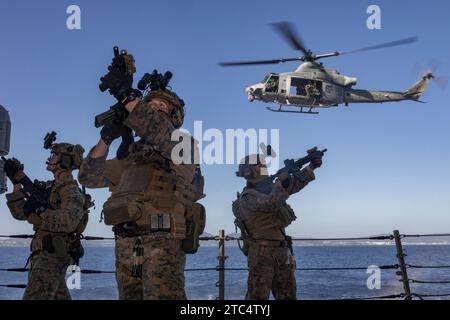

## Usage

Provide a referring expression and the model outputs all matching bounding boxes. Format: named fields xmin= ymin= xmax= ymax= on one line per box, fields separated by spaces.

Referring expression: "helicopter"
xmin=219 ymin=22 xmax=434 ymax=114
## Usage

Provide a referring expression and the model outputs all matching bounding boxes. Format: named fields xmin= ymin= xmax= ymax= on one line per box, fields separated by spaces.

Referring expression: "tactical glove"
xmin=278 ymin=172 xmax=293 ymax=189
xmin=100 ymin=120 xmax=130 ymax=146
xmin=309 ymin=157 xmax=322 ymax=169
xmin=23 ymin=197 xmax=41 ymax=217
xmin=2 ymin=157 xmax=24 ymax=184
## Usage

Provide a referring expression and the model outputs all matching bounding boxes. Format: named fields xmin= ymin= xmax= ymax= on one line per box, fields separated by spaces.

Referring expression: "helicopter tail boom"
xmin=343 ymin=73 xmax=434 ymax=105
xmin=403 ymin=72 xmax=434 ymax=101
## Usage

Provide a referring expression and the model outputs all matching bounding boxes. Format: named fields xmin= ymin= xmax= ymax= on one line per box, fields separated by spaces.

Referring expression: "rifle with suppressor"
xmin=253 ymin=147 xmax=327 ymax=194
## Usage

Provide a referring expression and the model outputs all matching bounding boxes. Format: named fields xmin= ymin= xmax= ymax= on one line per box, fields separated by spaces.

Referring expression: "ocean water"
xmin=1 ymin=244 xmax=449 ymax=300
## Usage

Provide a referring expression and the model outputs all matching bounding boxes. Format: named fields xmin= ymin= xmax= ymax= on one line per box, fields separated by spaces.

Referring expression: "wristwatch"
xmin=125 ymin=89 xmax=142 ymax=103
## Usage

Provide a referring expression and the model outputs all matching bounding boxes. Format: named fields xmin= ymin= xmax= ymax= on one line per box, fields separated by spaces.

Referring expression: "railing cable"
xmin=409 ymin=278 xmax=450 ymax=284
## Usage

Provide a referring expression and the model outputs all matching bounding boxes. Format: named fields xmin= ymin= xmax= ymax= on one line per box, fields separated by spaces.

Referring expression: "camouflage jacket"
xmin=78 ymin=100 xmax=177 ymax=190
xmin=237 ymin=166 xmax=315 ymax=241
xmin=78 ymin=100 xmax=204 ymax=229
xmin=5 ymin=176 xmax=85 ymax=234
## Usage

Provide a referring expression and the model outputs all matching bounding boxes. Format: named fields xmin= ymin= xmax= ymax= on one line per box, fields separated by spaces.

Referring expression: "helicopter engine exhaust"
xmin=343 ymin=76 xmax=357 ymax=87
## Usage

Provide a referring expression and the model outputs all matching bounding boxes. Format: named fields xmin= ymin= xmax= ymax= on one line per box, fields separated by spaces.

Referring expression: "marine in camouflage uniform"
xmin=5 ymin=142 xmax=87 ymax=300
xmin=78 ymin=77 xmax=205 ymax=300
xmin=233 ymin=153 xmax=322 ymax=300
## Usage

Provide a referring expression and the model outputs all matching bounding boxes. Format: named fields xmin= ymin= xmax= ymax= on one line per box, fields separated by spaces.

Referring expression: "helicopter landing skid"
xmin=266 ymin=105 xmax=319 ymax=114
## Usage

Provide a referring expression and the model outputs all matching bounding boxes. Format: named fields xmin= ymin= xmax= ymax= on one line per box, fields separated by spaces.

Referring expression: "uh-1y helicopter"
xmin=219 ymin=22 xmax=435 ymax=114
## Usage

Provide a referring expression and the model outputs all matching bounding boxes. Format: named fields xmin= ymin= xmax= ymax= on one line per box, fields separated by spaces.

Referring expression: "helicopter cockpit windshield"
xmin=263 ymin=74 xmax=279 ymax=93
xmin=260 ymin=74 xmax=272 ymax=83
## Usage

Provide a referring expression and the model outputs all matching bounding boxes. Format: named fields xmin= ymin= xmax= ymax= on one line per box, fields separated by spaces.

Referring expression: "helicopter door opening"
xmin=264 ymin=75 xmax=279 ymax=93
xmin=290 ymin=77 xmax=322 ymax=98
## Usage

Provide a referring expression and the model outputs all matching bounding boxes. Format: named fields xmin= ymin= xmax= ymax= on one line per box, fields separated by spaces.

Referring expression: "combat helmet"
xmin=236 ymin=143 xmax=276 ymax=181
xmin=236 ymin=153 xmax=267 ymax=181
xmin=44 ymin=131 xmax=84 ymax=170
xmin=138 ymin=70 xmax=185 ymax=128
xmin=51 ymin=143 xmax=85 ymax=170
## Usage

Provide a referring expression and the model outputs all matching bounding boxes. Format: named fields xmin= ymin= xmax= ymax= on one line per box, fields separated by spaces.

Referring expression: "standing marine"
xmin=78 ymin=65 xmax=205 ymax=300
xmin=3 ymin=134 xmax=89 ymax=300
xmin=233 ymin=148 xmax=323 ymax=300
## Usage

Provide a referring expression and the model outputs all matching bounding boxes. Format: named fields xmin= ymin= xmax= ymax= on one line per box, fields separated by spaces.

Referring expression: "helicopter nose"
xmin=246 ymin=84 xmax=262 ymax=94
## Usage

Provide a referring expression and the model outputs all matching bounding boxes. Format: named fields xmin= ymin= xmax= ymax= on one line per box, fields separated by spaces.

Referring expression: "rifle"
xmin=95 ymin=46 xmax=138 ymax=128
xmin=252 ymin=147 xmax=326 ymax=194
xmin=2 ymin=157 xmax=51 ymax=215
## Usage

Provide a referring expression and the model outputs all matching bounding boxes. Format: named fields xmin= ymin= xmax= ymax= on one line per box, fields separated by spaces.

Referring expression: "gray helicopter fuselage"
xmin=245 ymin=62 xmax=413 ymax=108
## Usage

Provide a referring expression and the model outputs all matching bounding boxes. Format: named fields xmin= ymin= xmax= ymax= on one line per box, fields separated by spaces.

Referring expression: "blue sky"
xmin=0 ymin=0 xmax=449 ymax=238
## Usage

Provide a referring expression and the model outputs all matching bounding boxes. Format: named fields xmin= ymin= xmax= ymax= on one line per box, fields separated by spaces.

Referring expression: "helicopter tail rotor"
xmin=403 ymin=72 xmax=435 ymax=101
xmin=413 ymin=59 xmax=448 ymax=90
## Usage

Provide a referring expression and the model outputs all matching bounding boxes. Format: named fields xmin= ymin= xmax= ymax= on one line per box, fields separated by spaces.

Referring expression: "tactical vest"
xmin=101 ymin=142 xmax=201 ymax=240
xmin=48 ymin=180 xmax=92 ymax=234
xmin=233 ymin=189 xmax=297 ymax=243
xmin=32 ymin=179 xmax=91 ymax=255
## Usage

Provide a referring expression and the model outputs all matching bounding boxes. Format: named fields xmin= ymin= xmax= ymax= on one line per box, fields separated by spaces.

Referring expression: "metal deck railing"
xmin=1 ymin=229 xmax=450 ymax=300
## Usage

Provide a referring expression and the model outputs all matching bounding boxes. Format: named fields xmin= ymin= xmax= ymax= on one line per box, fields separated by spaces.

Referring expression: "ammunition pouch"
xmin=103 ymin=193 xmax=145 ymax=226
xmin=182 ymin=203 xmax=206 ymax=254
xmin=277 ymin=204 xmax=297 ymax=228
xmin=40 ymin=234 xmax=68 ymax=258
xmin=150 ymin=213 xmax=171 ymax=232
xmin=34 ymin=231 xmax=84 ymax=264
xmin=67 ymin=235 xmax=85 ymax=265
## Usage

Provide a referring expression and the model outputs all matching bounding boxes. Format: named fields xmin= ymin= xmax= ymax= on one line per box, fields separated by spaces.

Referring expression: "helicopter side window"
xmin=290 ymin=78 xmax=306 ymax=96
xmin=265 ymin=75 xmax=279 ymax=93
xmin=290 ymin=77 xmax=322 ymax=98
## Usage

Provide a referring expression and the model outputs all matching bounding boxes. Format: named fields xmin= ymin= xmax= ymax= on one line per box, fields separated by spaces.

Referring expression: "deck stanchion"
xmin=393 ymin=230 xmax=411 ymax=299
xmin=216 ymin=229 xmax=228 ymax=300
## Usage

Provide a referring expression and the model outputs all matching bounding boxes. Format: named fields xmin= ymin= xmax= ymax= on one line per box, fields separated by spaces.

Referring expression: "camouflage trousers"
xmin=245 ymin=243 xmax=297 ymax=300
xmin=115 ymin=236 xmax=186 ymax=300
xmin=23 ymin=250 xmax=72 ymax=300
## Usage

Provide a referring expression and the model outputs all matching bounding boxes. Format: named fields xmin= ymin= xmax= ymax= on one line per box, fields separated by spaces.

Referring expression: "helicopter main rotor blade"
xmin=342 ymin=36 xmax=418 ymax=55
xmin=270 ymin=21 xmax=314 ymax=61
xmin=219 ymin=57 xmax=302 ymax=67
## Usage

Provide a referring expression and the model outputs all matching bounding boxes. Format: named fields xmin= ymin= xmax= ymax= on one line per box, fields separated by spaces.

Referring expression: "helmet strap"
xmin=54 ymin=169 xmax=73 ymax=182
